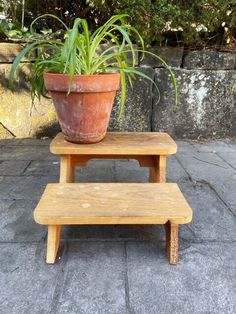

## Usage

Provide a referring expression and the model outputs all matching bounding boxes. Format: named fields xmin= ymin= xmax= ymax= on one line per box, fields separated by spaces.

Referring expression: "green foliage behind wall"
xmin=0 ymin=0 xmax=235 ymax=47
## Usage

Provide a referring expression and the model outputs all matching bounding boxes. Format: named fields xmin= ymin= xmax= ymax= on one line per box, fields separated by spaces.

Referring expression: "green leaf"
xmin=9 ymin=41 xmax=39 ymax=89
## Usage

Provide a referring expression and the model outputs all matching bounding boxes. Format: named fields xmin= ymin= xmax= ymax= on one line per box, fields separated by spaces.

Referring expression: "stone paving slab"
xmin=0 ymin=145 xmax=57 ymax=161
xmin=0 ymin=175 xmax=59 ymax=200
xmin=18 ymin=139 xmax=51 ymax=146
xmin=0 ymin=199 xmax=45 ymax=242
xmin=0 ymin=243 xmax=61 ymax=314
xmin=167 ymin=155 xmax=190 ymax=182
xmin=113 ymin=160 xmax=149 ymax=183
xmin=210 ymin=179 xmax=236 ymax=216
xmin=217 ymin=152 xmax=236 ymax=170
xmin=0 ymin=139 xmax=22 ymax=147
xmin=176 ymin=140 xmax=198 ymax=154
xmin=55 ymin=242 xmax=126 ymax=314
xmin=24 ymin=160 xmax=60 ymax=176
xmin=35 ymin=240 xmax=236 ymax=314
xmin=176 ymin=150 xmax=236 ymax=216
xmin=0 ymin=138 xmax=50 ymax=147
xmin=61 ymin=224 xmax=164 ymax=243
xmin=176 ymin=151 xmax=236 ymax=185
xmin=0 ymin=160 xmax=30 ymax=175
xmin=180 ymin=182 xmax=236 ymax=242
xmin=192 ymin=141 xmax=236 ymax=153
xmin=230 ymin=204 xmax=236 ymax=217
xmin=127 ymin=241 xmax=236 ymax=314
xmin=87 ymin=156 xmax=189 ymax=184
xmin=75 ymin=160 xmax=116 ymax=183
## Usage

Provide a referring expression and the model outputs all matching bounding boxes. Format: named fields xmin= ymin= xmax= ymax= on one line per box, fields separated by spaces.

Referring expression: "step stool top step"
xmin=34 ymin=183 xmax=192 ymax=225
xmin=50 ymin=132 xmax=177 ymax=155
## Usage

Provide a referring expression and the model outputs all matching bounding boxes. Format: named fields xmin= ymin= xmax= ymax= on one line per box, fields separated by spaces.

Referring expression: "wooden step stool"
xmin=34 ymin=183 xmax=192 ymax=265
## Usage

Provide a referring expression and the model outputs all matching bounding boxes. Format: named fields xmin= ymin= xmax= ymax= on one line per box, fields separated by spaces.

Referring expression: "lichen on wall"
xmin=153 ymin=68 xmax=236 ymax=138
xmin=0 ymin=62 xmax=57 ymax=138
xmin=185 ymin=74 xmax=209 ymax=128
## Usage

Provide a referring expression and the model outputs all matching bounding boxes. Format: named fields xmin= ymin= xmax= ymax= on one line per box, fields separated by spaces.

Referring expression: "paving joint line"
xmin=0 ymin=240 xmax=45 ymax=244
xmin=174 ymin=155 xmax=194 ymax=183
xmin=216 ymin=152 xmax=236 ymax=172
xmin=191 ymin=178 xmax=236 ymax=219
xmin=48 ymin=241 xmax=69 ymax=314
xmin=1 ymin=238 xmax=236 ymax=245
xmin=124 ymin=241 xmax=132 ymax=314
xmin=193 ymin=156 xmax=228 ymax=169
xmin=0 ymin=174 xmax=59 ymax=178
xmin=60 ymin=238 xmax=236 ymax=244
xmin=173 ymin=156 xmax=236 ymax=218
xmin=21 ymin=160 xmax=33 ymax=174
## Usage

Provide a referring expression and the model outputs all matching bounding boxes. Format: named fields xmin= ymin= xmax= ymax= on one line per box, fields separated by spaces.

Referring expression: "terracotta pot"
xmin=44 ymin=72 xmax=120 ymax=143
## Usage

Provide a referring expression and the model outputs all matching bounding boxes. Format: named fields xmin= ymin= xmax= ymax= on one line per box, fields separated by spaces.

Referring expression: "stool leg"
xmin=165 ymin=221 xmax=170 ymax=257
xmin=149 ymin=155 xmax=166 ymax=183
xmin=165 ymin=221 xmax=179 ymax=265
xmin=47 ymin=225 xmax=61 ymax=264
xmin=60 ymin=155 xmax=74 ymax=183
xmin=149 ymin=167 xmax=158 ymax=182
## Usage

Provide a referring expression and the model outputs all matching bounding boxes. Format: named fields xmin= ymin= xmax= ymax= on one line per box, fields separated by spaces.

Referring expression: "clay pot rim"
xmin=44 ymin=72 xmax=120 ymax=78
xmin=44 ymin=71 xmax=120 ymax=93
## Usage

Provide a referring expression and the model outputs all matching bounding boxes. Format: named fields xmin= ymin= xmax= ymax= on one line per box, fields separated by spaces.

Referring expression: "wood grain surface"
xmin=34 ymin=183 xmax=192 ymax=225
xmin=50 ymin=132 xmax=177 ymax=155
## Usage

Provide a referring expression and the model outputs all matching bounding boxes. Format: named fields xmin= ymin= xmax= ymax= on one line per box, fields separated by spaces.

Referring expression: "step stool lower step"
xmin=34 ymin=183 xmax=192 ymax=265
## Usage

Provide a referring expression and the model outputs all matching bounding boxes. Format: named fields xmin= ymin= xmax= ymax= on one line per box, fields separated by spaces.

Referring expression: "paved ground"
xmin=0 ymin=138 xmax=236 ymax=314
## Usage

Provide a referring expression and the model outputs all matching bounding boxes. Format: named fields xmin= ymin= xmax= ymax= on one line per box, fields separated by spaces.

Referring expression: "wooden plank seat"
xmin=34 ymin=183 xmax=192 ymax=265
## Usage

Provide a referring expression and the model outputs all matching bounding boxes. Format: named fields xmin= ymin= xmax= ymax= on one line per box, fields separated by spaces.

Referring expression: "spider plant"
xmin=10 ymin=14 xmax=177 ymax=116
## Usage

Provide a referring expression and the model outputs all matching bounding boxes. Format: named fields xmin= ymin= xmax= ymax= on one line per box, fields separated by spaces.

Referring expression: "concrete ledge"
xmin=183 ymin=50 xmax=236 ymax=70
xmin=140 ymin=47 xmax=184 ymax=68
xmin=0 ymin=42 xmax=36 ymax=63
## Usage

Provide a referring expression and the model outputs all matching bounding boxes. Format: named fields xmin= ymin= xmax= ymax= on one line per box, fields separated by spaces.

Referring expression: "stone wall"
xmin=111 ymin=47 xmax=236 ymax=138
xmin=0 ymin=43 xmax=57 ymax=139
xmin=0 ymin=43 xmax=235 ymax=139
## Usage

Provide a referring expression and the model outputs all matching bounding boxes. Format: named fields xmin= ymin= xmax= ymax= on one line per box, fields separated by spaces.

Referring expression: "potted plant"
xmin=10 ymin=14 xmax=177 ymax=143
